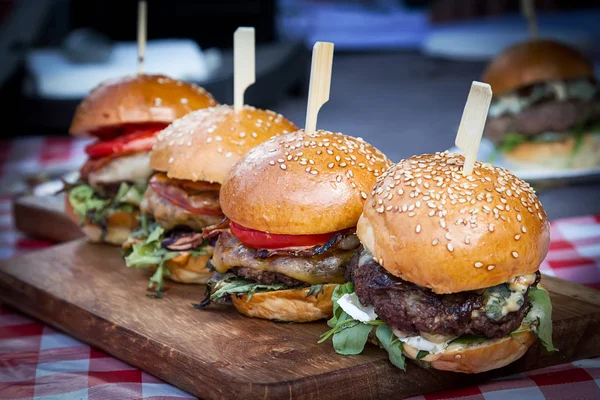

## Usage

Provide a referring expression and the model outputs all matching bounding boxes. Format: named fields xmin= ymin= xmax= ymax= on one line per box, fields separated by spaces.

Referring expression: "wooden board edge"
xmin=542 ymin=275 xmax=600 ymax=306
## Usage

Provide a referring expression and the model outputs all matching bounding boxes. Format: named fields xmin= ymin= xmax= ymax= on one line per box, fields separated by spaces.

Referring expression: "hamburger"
xmin=123 ymin=105 xmax=298 ymax=293
xmin=483 ymin=39 xmax=600 ymax=170
xmin=321 ymin=152 xmax=555 ymax=373
xmin=203 ymin=129 xmax=391 ymax=322
xmin=66 ymin=74 xmax=218 ymax=245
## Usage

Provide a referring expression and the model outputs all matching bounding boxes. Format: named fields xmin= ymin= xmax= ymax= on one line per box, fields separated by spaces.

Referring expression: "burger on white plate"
xmin=483 ymin=39 xmax=600 ymax=170
xmin=122 ymin=105 xmax=298 ymax=294
xmin=321 ymin=152 xmax=555 ymax=373
xmin=201 ymin=129 xmax=391 ymax=322
xmin=66 ymin=75 xmax=218 ymax=245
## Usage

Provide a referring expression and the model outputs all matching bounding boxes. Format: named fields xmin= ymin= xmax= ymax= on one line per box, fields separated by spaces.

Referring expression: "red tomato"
xmin=149 ymin=176 xmax=223 ymax=216
xmin=84 ymin=124 xmax=167 ymax=159
xmin=229 ymin=221 xmax=338 ymax=249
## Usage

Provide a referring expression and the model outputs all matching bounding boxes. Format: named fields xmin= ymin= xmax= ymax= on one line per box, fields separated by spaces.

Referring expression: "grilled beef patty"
xmin=348 ymin=249 xmax=536 ymax=338
xmin=232 ymin=267 xmax=305 ymax=287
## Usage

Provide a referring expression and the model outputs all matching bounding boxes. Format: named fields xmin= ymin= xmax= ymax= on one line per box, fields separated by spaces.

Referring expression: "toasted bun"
xmin=69 ymin=75 xmax=218 ymax=136
xmin=483 ymin=40 xmax=594 ymax=96
xmin=150 ymin=105 xmax=298 ymax=184
xmin=65 ymin=196 xmax=138 ymax=245
xmin=504 ymin=132 xmax=600 ymax=170
xmin=357 ymin=152 xmax=550 ymax=294
xmin=230 ymin=284 xmax=337 ymax=322
xmin=402 ymin=326 xmax=537 ymax=374
xmin=221 ymin=130 xmax=391 ymax=235
xmin=164 ymin=251 xmax=213 ymax=284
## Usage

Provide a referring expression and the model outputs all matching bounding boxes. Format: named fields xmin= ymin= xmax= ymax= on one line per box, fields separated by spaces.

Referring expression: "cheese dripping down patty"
xmin=88 ymin=152 xmax=153 ymax=188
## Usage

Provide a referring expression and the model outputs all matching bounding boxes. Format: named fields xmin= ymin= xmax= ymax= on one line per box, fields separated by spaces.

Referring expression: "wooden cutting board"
xmin=12 ymin=194 xmax=84 ymax=242
xmin=1 ymin=241 xmax=599 ymax=399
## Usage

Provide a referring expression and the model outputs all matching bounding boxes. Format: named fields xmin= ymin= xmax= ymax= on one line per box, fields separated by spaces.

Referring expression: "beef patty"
xmin=486 ymin=99 xmax=600 ymax=143
xmin=348 ymin=249 xmax=536 ymax=338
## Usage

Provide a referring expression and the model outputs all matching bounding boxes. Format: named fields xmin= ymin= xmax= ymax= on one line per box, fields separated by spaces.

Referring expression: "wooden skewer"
xmin=455 ymin=81 xmax=493 ymax=176
xmin=521 ymin=0 xmax=538 ymax=39
xmin=137 ymin=0 xmax=147 ymax=74
xmin=233 ymin=27 xmax=255 ymax=111
xmin=305 ymin=42 xmax=334 ymax=135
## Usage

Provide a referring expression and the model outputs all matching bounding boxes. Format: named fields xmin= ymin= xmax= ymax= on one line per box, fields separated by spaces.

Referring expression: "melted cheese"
xmin=392 ymin=329 xmax=456 ymax=354
xmin=89 ymin=152 xmax=152 ymax=187
xmin=508 ymin=273 xmax=537 ymax=294
xmin=502 ymin=291 xmax=524 ymax=316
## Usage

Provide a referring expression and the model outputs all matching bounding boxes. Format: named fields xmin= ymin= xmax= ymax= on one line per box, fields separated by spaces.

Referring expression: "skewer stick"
xmin=521 ymin=0 xmax=538 ymax=39
xmin=305 ymin=42 xmax=334 ymax=135
xmin=137 ymin=0 xmax=147 ymax=74
xmin=233 ymin=27 xmax=255 ymax=111
xmin=455 ymin=81 xmax=492 ymax=176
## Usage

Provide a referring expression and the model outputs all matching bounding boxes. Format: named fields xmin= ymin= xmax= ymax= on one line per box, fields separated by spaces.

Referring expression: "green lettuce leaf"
xmin=524 ymin=287 xmax=557 ymax=352
xmin=209 ymin=273 xmax=288 ymax=302
xmin=332 ymin=320 xmax=372 ymax=355
xmin=449 ymin=334 xmax=487 ymax=346
xmin=496 ymin=133 xmax=528 ymax=153
xmin=376 ymin=324 xmax=406 ymax=371
xmin=68 ymin=184 xmax=110 ymax=223
xmin=124 ymin=224 xmax=208 ymax=296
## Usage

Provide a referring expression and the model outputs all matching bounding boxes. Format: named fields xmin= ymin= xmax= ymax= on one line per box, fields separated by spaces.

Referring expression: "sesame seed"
xmin=474 ymin=262 xmax=483 ymax=268
xmin=361 ymin=191 xmax=367 ymax=199
xmin=517 ymin=214 xmax=522 ymax=222
xmin=280 ymin=164 xmax=287 ymax=170
xmin=515 ymin=234 xmax=521 ymax=240
xmin=447 ymin=243 xmax=454 ymax=252
xmin=521 ymin=226 xmax=527 ymax=233
xmin=269 ymin=160 xmax=276 ymax=165
xmin=487 ymin=265 xmax=495 ymax=271
xmin=416 ymin=224 xmax=421 ymax=233
xmin=432 ymin=239 xmax=439 ymax=246
xmin=440 ymin=219 xmax=446 ymax=228
xmin=512 ymin=251 xmax=519 ymax=258
xmin=489 ymin=223 xmax=494 ymax=232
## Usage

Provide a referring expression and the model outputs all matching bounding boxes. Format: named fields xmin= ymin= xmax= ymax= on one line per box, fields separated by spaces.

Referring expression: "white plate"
xmin=448 ymin=138 xmax=600 ymax=184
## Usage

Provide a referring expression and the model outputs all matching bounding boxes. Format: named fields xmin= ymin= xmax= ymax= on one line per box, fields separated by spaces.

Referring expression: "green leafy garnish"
xmin=376 ymin=324 xmax=406 ymax=371
xmin=210 ymin=273 xmax=287 ymax=302
xmin=496 ymin=133 xmax=528 ymax=154
xmin=416 ymin=350 xmax=429 ymax=360
xmin=524 ymin=287 xmax=557 ymax=352
xmin=124 ymin=224 xmax=209 ymax=296
xmin=68 ymin=182 xmax=145 ymax=226
xmin=449 ymin=334 xmax=488 ymax=346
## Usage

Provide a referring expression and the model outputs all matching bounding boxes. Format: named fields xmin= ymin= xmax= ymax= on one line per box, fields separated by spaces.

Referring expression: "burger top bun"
xmin=482 ymin=39 xmax=594 ymax=96
xmin=69 ymin=74 xmax=218 ymax=136
xmin=357 ymin=152 xmax=550 ymax=294
xmin=220 ymin=129 xmax=391 ymax=235
xmin=150 ymin=105 xmax=298 ymax=184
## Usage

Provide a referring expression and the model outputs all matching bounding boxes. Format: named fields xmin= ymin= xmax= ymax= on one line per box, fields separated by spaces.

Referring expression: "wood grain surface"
xmin=12 ymin=194 xmax=83 ymax=242
xmin=1 ymin=240 xmax=599 ymax=399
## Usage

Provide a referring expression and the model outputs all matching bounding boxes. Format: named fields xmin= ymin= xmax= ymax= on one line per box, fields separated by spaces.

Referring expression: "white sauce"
xmin=337 ymin=293 xmax=378 ymax=323
xmin=392 ymin=329 xmax=456 ymax=354
xmin=88 ymin=152 xmax=152 ymax=187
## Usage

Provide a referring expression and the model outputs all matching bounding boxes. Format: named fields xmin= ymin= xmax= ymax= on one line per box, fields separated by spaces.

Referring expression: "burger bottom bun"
xmin=505 ymin=132 xmax=600 ymax=170
xmin=65 ymin=196 xmax=138 ymax=245
xmin=231 ymin=283 xmax=337 ymax=322
xmin=402 ymin=327 xmax=537 ymax=374
xmin=164 ymin=252 xmax=212 ymax=284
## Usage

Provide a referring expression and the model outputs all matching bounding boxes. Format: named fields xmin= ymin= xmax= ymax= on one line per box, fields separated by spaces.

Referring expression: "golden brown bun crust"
xmin=69 ymin=75 xmax=218 ymax=136
xmin=357 ymin=152 xmax=550 ymax=294
xmin=150 ymin=105 xmax=298 ymax=184
xmin=483 ymin=40 xmax=594 ymax=96
xmin=221 ymin=130 xmax=392 ymax=234
xmin=164 ymin=251 xmax=212 ymax=284
xmin=402 ymin=328 xmax=537 ymax=373
xmin=231 ymin=284 xmax=336 ymax=322
xmin=505 ymin=132 xmax=600 ymax=170
xmin=65 ymin=195 xmax=138 ymax=245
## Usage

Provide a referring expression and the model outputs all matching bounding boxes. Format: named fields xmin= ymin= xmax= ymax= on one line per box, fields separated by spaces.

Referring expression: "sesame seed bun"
xmin=482 ymin=40 xmax=594 ymax=96
xmin=150 ymin=105 xmax=298 ymax=184
xmin=220 ymin=130 xmax=392 ymax=235
xmin=69 ymin=74 xmax=218 ymax=136
xmin=503 ymin=132 xmax=600 ymax=170
xmin=230 ymin=284 xmax=337 ymax=322
xmin=402 ymin=324 xmax=537 ymax=374
xmin=65 ymin=195 xmax=138 ymax=245
xmin=357 ymin=152 xmax=550 ymax=294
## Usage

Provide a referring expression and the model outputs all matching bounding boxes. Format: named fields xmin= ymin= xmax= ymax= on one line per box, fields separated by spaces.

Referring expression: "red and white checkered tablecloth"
xmin=1 ymin=137 xmax=600 ymax=400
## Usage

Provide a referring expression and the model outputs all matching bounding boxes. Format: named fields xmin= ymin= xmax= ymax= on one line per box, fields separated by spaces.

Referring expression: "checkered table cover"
xmin=1 ymin=137 xmax=599 ymax=400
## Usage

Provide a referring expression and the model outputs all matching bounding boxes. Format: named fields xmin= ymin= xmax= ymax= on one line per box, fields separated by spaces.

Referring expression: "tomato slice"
xmin=229 ymin=221 xmax=339 ymax=249
xmin=149 ymin=174 xmax=223 ymax=216
xmin=85 ymin=124 xmax=167 ymax=159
